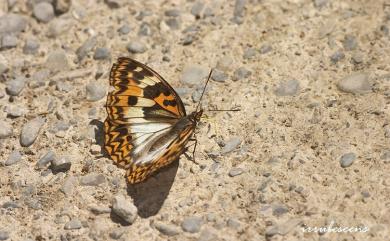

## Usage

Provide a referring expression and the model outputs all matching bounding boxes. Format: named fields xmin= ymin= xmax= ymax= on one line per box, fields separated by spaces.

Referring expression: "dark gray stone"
xmin=273 ymin=205 xmax=289 ymax=216
xmin=104 ymin=0 xmax=122 ymax=8
xmin=181 ymin=216 xmax=203 ymax=233
xmin=33 ymin=2 xmax=55 ymax=23
xmin=5 ymin=150 xmax=22 ymax=166
xmin=53 ymin=0 xmax=71 ymax=15
xmin=51 ymin=156 xmax=71 ymax=172
xmin=340 ymin=152 xmax=356 ymax=168
xmin=37 ymin=150 xmax=56 ymax=168
xmin=20 ymin=117 xmax=45 ymax=147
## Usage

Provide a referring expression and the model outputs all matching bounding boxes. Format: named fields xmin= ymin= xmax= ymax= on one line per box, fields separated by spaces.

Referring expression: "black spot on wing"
xmin=163 ymin=99 xmax=177 ymax=107
xmin=144 ymin=82 xmax=172 ymax=99
xmin=128 ymin=96 xmax=138 ymax=105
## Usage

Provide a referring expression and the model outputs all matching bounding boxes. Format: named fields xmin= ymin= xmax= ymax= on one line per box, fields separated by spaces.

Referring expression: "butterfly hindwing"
xmin=104 ymin=57 xmax=198 ymax=183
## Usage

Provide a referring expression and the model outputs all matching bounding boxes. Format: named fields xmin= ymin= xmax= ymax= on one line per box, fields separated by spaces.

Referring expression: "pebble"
xmin=0 ymin=14 xmax=27 ymax=34
xmin=20 ymin=117 xmax=45 ymax=147
xmin=64 ymin=219 xmax=82 ymax=230
xmin=6 ymin=76 xmax=25 ymax=96
xmin=181 ymin=216 xmax=203 ymax=233
xmin=226 ymin=218 xmax=241 ymax=229
xmin=90 ymin=144 xmax=101 ymax=154
xmin=89 ymin=205 xmax=111 ymax=214
xmin=111 ymin=195 xmax=138 ymax=224
xmin=272 ymin=204 xmax=289 ymax=216
xmin=337 ymin=73 xmax=372 ymax=94
xmin=1 ymin=35 xmax=17 ymax=49
xmin=86 ymin=82 xmax=106 ymax=101
xmin=47 ymin=18 xmax=74 ymax=37
xmin=56 ymin=81 xmax=72 ymax=92
xmin=232 ymin=67 xmax=251 ymax=81
xmin=2 ymin=201 xmax=21 ymax=209
xmin=228 ymin=167 xmax=244 ymax=177
xmin=274 ymin=79 xmax=300 ymax=96
xmin=340 ymin=152 xmax=356 ymax=168
xmin=243 ymin=47 xmax=257 ymax=59
xmin=198 ymin=229 xmax=217 ymax=241
xmin=154 ymin=222 xmax=180 ymax=236
xmin=76 ymin=36 xmax=97 ymax=61
xmin=211 ymin=69 xmax=228 ymax=82
xmin=381 ymin=150 xmax=390 ymax=162
xmin=109 ymin=228 xmax=125 ymax=239
xmin=60 ymin=176 xmax=78 ymax=196
xmin=165 ymin=9 xmax=181 ymax=17
xmin=80 ymin=173 xmax=105 ymax=186
xmin=0 ymin=121 xmax=12 ymax=138
xmin=191 ymin=2 xmax=204 ymax=19
xmin=165 ymin=18 xmax=181 ymax=30
xmin=260 ymin=44 xmax=272 ymax=54
xmin=37 ymin=150 xmax=56 ymax=168
xmin=46 ymin=50 xmax=69 ymax=72
xmin=220 ymin=136 xmax=242 ymax=154
xmin=182 ymin=35 xmax=195 ymax=45
xmin=33 ymin=2 xmax=55 ymax=23
xmin=138 ymin=22 xmax=152 ymax=36
xmin=314 ymin=0 xmax=328 ymax=8
xmin=351 ymin=52 xmax=364 ymax=64
xmin=0 ymin=231 xmax=9 ymax=240
xmin=53 ymin=0 xmax=71 ymax=15
xmin=181 ymin=65 xmax=209 ymax=86
xmin=330 ymin=50 xmax=345 ymax=63
xmin=232 ymin=0 xmax=246 ymax=24
xmin=93 ymin=47 xmax=111 ymax=60
xmin=104 ymin=0 xmax=122 ymax=8
xmin=5 ymin=105 xmax=28 ymax=118
xmin=265 ymin=218 xmax=302 ymax=237
xmin=118 ymin=24 xmax=131 ymax=35
xmin=126 ymin=41 xmax=147 ymax=53
xmin=5 ymin=150 xmax=22 ymax=166
xmin=343 ymin=34 xmax=358 ymax=51
xmin=50 ymin=156 xmax=71 ymax=172
xmin=23 ymin=38 xmax=40 ymax=55
xmin=216 ymin=57 xmax=233 ymax=71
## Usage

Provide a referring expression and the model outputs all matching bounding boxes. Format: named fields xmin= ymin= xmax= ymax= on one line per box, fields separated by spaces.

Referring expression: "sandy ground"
xmin=0 ymin=0 xmax=389 ymax=240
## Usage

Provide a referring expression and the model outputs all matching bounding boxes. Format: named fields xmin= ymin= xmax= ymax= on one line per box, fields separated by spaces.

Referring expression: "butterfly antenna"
xmin=196 ymin=69 xmax=213 ymax=112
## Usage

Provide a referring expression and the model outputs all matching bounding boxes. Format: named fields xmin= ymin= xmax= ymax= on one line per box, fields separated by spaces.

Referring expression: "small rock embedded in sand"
xmin=23 ymin=38 xmax=40 ymax=55
xmin=227 ymin=218 xmax=241 ymax=229
xmin=260 ymin=44 xmax=272 ymax=54
xmin=60 ymin=176 xmax=78 ymax=196
xmin=343 ymin=34 xmax=358 ymax=51
xmin=33 ymin=2 xmax=55 ymax=23
xmin=86 ymin=82 xmax=106 ymax=101
xmin=233 ymin=67 xmax=251 ymax=81
xmin=181 ymin=65 xmax=209 ymax=86
xmin=46 ymin=50 xmax=69 ymax=72
xmin=211 ymin=69 xmax=228 ymax=82
xmin=118 ymin=24 xmax=131 ymax=35
xmin=80 ymin=173 xmax=105 ymax=186
xmin=0 ymin=121 xmax=12 ymax=139
xmin=127 ymin=41 xmax=147 ymax=53
xmin=221 ymin=137 xmax=242 ymax=154
xmin=181 ymin=216 xmax=203 ymax=233
xmin=37 ymin=150 xmax=56 ymax=168
xmin=198 ymin=229 xmax=218 ymax=241
xmin=1 ymin=35 xmax=17 ymax=49
xmin=51 ymin=156 xmax=71 ymax=172
xmin=216 ymin=57 xmax=233 ymax=71
xmin=340 ymin=152 xmax=356 ymax=168
xmin=265 ymin=218 xmax=302 ymax=237
xmin=5 ymin=150 xmax=22 ymax=166
xmin=76 ymin=36 xmax=97 ymax=61
xmin=243 ymin=47 xmax=257 ymax=59
xmin=0 ymin=231 xmax=9 ymax=241
xmin=274 ymin=79 xmax=300 ymax=96
xmin=64 ymin=219 xmax=82 ymax=230
xmin=228 ymin=167 xmax=244 ymax=177
xmin=0 ymin=14 xmax=27 ymax=34
xmin=6 ymin=76 xmax=25 ymax=96
xmin=20 ymin=117 xmax=45 ymax=147
xmin=154 ymin=222 xmax=180 ymax=236
xmin=338 ymin=73 xmax=372 ymax=94
xmin=330 ymin=50 xmax=345 ymax=63
xmin=112 ymin=195 xmax=137 ymax=224
xmin=93 ymin=47 xmax=111 ymax=60
xmin=109 ymin=228 xmax=126 ymax=239
xmin=191 ymin=2 xmax=204 ymax=18
xmin=47 ymin=18 xmax=74 ymax=37
xmin=232 ymin=0 xmax=246 ymax=24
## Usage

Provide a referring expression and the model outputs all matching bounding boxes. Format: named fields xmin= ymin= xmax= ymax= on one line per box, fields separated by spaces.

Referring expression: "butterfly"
xmin=104 ymin=57 xmax=209 ymax=184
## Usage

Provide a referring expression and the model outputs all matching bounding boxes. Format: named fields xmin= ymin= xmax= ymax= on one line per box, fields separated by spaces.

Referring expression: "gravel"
xmin=46 ymin=50 xmax=69 ymax=72
xmin=216 ymin=57 xmax=233 ymax=71
xmin=154 ymin=222 xmax=181 ymax=236
xmin=228 ymin=167 xmax=244 ymax=177
xmin=265 ymin=218 xmax=302 ymax=237
xmin=220 ymin=137 xmax=242 ymax=154
xmin=64 ymin=219 xmax=82 ymax=230
xmin=198 ymin=229 xmax=218 ymax=241
xmin=23 ymin=38 xmax=40 ymax=55
xmin=0 ymin=121 xmax=12 ymax=139
xmin=50 ymin=156 xmax=72 ymax=172
xmin=111 ymin=195 xmax=138 ymax=225
xmin=226 ymin=218 xmax=241 ymax=229
xmin=0 ymin=14 xmax=27 ymax=34
xmin=109 ymin=228 xmax=125 ymax=239
xmin=181 ymin=65 xmax=209 ymax=86
xmin=6 ymin=76 xmax=26 ymax=96
xmin=243 ymin=47 xmax=257 ymax=59
xmin=330 ymin=50 xmax=345 ymax=63
xmin=274 ymin=79 xmax=300 ymax=96
xmin=76 ymin=36 xmax=97 ymax=61
xmin=86 ymin=82 xmax=106 ymax=101
xmin=340 ymin=152 xmax=356 ymax=168
xmin=343 ymin=34 xmax=358 ymax=51
xmin=1 ymin=35 xmax=18 ymax=49
xmin=211 ymin=69 xmax=228 ymax=82
xmin=80 ymin=173 xmax=105 ymax=186
xmin=93 ymin=47 xmax=111 ymax=60
xmin=165 ymin=18 xmax=181 ymax=30
xmin=191 ymin=2 xmax=204 ymax=18
xmin=337 ymin=73 xmax=372 ymax=94
xmin=260 ymin=44 xmax=272 ymax=54
xmin=272 ymin=204 xmax=289 ymax=216
xmin=46 ymin=17 xmax=74 ymax=37
xmin=232 ymin=67 xmax=251 ymax=81
xmin=5 ymin=150 xmax=22 ymax=166
xmin=232 ymin=0 xmax=246 ymax=24
xmin=165 ymin=9 xmax=181 ymax=17
xmin=33 ymin=2 xmax=55 ymax=23
xmin=20 ymin=117 xmax=45 ymax=147
xmin=60 ymin=176 xmax=78 ymax=196
xmin=126 ymin=41 xmax=147 ymax=53
xmin=0 ymin=231 xmax=9 ymax=240
xmin=118 ymin=24 xmax=131 ymax=35
xmin=37 ymin=150 xmax=56 ymax=169
xmin=181 ymin=216 xmax=203 ymax=233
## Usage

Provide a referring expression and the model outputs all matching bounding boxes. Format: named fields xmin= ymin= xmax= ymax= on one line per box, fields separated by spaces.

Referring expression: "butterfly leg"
xmin=184 ymin=138 xmax=199 ymax=164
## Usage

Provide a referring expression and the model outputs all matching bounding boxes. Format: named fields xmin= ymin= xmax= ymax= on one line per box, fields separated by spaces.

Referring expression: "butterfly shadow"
xmin=89 ymin=119 xmax=107 ymax=157
xmin=126 ymin=159 xmax=179 ymax=218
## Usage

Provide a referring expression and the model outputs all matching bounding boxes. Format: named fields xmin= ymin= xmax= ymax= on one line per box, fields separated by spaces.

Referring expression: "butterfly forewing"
xmin=104 ymin=57 xmax=196 ymax=183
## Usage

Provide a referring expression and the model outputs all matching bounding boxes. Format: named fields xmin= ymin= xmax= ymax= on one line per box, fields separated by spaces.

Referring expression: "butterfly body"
xmin=104 ymin=57 xmax=202 ymax=184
